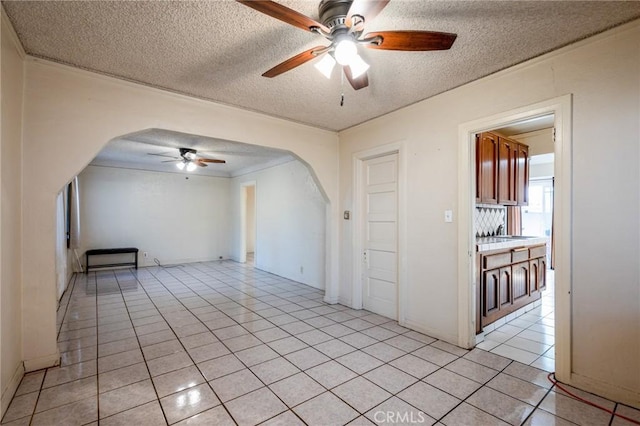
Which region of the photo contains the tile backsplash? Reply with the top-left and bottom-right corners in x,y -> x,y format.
475,204 -> 506,237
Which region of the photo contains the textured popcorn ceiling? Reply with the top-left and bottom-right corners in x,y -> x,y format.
90,129 -> 295,177
4,1 -> 640,133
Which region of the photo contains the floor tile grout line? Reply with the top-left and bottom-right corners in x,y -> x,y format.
99,269 -> 171,425
36,274 -> 86,422
517,380 -> 562,426
431,358 -> 516,425
106,263 -> 515,422
0,281 -> 74,425
13,262 -> 632,421
145,264 -> 407,423
142,265 -> 277,424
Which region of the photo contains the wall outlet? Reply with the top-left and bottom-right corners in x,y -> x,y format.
143,251 -> 148,258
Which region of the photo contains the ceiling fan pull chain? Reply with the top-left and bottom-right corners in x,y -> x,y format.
340,70 -> 345,106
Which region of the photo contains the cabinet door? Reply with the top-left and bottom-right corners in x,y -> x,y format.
498,266 -> 512,309
498,137 -> 517,205
512,261 -> 530,302
478,133 -> 498,204
482,268 -> 500,319
538,257 -> 547,290
529,259 -> 540,296
516,143 -> 529,206
475,135 -> 482,203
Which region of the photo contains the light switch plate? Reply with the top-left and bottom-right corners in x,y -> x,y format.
444,210 -> 453,223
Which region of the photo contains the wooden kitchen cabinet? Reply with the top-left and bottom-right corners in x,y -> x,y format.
476,131 -> 529,206
476,133 -> 498,204
516,143 -> 529,206
498,137 -> 517,205
477,243 -> 547,333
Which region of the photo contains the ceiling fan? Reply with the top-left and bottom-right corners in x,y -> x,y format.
236,0 -> 457,90
148,148 -> 226,172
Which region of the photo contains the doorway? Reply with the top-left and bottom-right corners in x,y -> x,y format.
240,181 -> 256,265
361,153 -> 399,319
457,95 -> 572,382
475,122 -> 556,371
352,142 -> 407,323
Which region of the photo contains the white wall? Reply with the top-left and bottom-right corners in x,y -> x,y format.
231,161 -> 326,289
0,10 -> 25,416
513,128 -> 554,155
79,166 -> 231,266
339,22 -> 640,404
246,185 -> 255,253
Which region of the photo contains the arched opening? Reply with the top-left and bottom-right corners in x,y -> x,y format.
64,128 -> 329,292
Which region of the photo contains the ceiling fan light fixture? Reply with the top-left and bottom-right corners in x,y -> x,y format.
314,53 -> 336,79
186,161 -> 197,172
176,161 -> 186,170
334,37 -> 357,66
349,54 -> 370,79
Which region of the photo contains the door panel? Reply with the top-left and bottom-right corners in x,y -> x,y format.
362,153 -> 398,320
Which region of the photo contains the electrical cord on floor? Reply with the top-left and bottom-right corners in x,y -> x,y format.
547,373 -> 640,425
153,258 -> 184,268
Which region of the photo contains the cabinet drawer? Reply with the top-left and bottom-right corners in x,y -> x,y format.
511,247 -> 529,263
483,253 -> 511,269
529,245 -> 546,259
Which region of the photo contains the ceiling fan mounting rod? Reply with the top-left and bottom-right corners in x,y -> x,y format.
357,35 -> 383,46
311,45 -> 333,56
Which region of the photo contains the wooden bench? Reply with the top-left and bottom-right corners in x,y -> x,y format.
85,248 -> 139,273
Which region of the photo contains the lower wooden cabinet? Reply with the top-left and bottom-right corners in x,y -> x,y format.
477,244 -> 547,333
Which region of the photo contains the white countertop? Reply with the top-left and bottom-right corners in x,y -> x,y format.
476,236 -> 548,252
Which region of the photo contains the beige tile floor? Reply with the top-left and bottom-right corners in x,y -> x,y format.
2,261 -> 638,425
478,271 -> 556,371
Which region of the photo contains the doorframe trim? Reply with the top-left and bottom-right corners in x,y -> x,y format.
457,95 -> 572,382
352,141 -> 407,323
239,180 -> 257,264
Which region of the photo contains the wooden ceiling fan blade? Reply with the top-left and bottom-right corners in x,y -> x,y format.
346,0 -> 389,27
364,30 -> 457,51
236,0 -> 329,33
199,158 -> 226,164
263,46 -> 327,78
194,160 -> 208,168
344,66 -> 369,90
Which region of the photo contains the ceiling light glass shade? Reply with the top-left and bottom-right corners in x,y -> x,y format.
334,38 -> 357,66
186,161 -> 197,172
176,161 -> 186,170
349,54 -> 370,78
314,54 -> 336,79
184,151 -> 196,160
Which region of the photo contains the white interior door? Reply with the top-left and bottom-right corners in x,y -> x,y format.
362,153 -> 398,319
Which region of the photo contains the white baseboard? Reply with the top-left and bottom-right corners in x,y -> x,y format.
1,362 -> 25,418
324,294 -> 339,305
23,352 -> 59,373
337,296 -> 352,308
568,372 -> 640,410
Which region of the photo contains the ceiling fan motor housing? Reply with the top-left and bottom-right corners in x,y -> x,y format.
319,0 -> 352,32
179,148 -> 197,160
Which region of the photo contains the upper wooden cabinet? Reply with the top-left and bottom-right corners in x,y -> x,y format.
476,133 -> 498,204
515,143 -> 529,206
476,132 -> 529,206
498,137 -> 517,205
